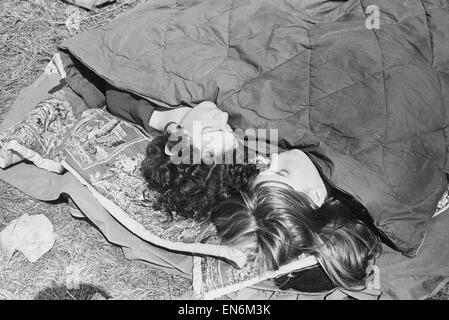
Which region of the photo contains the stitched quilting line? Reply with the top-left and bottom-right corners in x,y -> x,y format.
164,1 -> 446,106
420,0 -> 446,135
368,3 -> 449,26
420,0 -> 435,68
227,0 -> 234,49
441,126 -> 449,174
311,63 -> 430,104
207,0 -> 235,82
359,0 -> 404,204
161,0 -> 187,81
306,28 -> 312,134
280,2 -> 449,94
219,47 -> 310,108
220,2 -> 447,111
357,0 -> 448,210
161,0 -> 235,84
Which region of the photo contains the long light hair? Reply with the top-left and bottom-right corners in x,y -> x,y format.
211,181 -> 383,290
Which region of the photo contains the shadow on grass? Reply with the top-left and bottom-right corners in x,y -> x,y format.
34,283 -> 110,300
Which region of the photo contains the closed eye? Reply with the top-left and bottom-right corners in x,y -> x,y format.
201,127 -> 215,133
276,169 -> 289,177
202,127 -> 232,134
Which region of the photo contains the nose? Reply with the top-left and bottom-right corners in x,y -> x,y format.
269,153 -> 279,172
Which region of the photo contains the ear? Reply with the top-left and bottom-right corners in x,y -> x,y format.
307,187 -> 326,207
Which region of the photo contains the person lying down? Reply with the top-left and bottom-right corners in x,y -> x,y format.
61,56 -> 396,292
140,101 -> 394,292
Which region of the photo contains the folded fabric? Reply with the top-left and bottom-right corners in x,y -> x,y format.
193,253 -> 320,300
60,108 -> 248,267
0,92 -> 76,173
4,55 -> 449,299
0,143 -> 23,168
59,0 -> 449,257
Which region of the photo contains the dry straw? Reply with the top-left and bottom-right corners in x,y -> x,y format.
0,0 -> 192,300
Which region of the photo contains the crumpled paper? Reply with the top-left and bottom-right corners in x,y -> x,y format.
0,213 -> 56,264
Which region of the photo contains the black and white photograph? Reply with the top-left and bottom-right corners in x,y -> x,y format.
1,0 -> 449,304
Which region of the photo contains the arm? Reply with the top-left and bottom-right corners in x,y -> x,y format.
60,51 -> 106,109
105,88 -> 190,132
149,107 -> 191,132
62,51 -> 192,132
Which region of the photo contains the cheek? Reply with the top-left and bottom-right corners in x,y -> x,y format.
289,170 -> 320,192
205,133 -> 235,150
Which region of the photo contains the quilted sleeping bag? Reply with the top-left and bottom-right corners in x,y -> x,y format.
59,0 -> 449,257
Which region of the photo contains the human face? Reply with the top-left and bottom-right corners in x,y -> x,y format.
180,101 -> 237,158
254,149 -> 328,207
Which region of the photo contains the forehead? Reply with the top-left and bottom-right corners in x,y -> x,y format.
200,130 -> 235,144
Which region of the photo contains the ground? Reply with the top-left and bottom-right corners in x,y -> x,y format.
0,0 -> 448,300
0,0 -> 191,300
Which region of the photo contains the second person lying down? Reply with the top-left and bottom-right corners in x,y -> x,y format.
141,101 -> 390,291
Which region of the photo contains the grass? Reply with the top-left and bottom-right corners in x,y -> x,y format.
0,0 -> 192,300
0,184 -> 191,299
0,0 -> 148,122
0,0 -> 448,300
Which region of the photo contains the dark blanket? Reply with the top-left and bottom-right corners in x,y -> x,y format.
57,0 -> 449,298
60,0 -> 449,257
3,61 -> 449,299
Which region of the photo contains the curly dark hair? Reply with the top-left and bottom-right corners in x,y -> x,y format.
141,131 -> 259,220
